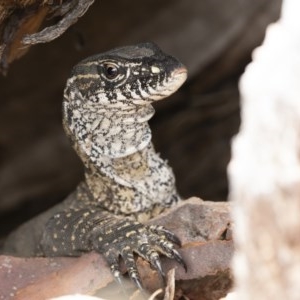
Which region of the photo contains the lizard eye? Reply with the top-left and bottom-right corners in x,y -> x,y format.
104,63 -> 119,79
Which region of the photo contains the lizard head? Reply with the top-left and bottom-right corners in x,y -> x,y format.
65,42 -> 187,108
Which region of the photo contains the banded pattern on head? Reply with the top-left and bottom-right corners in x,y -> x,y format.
64,42 -> 187,107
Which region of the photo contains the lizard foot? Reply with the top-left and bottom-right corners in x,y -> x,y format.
91,219 -> 186,290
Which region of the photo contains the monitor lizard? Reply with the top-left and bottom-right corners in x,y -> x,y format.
3,42 -> 188,290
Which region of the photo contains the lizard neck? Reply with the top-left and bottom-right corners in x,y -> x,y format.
90,104 -> 155,158
63,100 -> 155,161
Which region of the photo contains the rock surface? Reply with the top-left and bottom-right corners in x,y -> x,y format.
0,198 -> 233,300
229,0 -> 300,299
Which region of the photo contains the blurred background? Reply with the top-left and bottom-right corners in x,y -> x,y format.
0,0 -> 281,243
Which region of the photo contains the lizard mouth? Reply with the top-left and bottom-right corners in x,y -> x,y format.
153,66 -> 187,99
131,65 -> 187,104
171,66 -> 188,85
173,66 -> 188,75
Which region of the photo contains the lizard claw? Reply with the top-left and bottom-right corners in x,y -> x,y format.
106,246 -> 145,296
147,225 -> 187,272
121,247 -> 144,290
93,220 -> 186,290
149,225 -> 182,246
151,254 -> 165,279
137,243 -> 165,280
170,248 -> 187,272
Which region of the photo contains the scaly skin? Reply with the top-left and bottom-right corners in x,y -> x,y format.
3,42 -> 187,289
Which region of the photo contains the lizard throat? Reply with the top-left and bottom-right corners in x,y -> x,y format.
93,104 -> 155,158
67,103 -> 155,160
